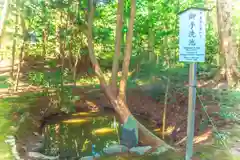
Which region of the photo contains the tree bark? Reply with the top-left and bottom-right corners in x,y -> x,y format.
110,0 -> 124,97
118,0 -> 136,102
0,0 -> 8,37
0,0 -> 9,60
85,0 -> 173,150
14,40 -> 25,91
216,0 -> 240,87
14,14 -> 27,91
86,0 -> 130,120
11,11 -> 19,78
216,0 -> 225,67
42,28 -> 47,56
148,0 -> 154,62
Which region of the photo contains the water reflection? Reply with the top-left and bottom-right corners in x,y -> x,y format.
43,114 -> 119,159
42,113 -> 240,160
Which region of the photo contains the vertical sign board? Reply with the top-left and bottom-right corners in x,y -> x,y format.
179,8 -> 206,62
179,8 -> 206,160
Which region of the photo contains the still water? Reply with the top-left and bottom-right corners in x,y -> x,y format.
42,112 -> 240,160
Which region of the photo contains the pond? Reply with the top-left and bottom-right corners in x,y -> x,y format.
42,112 -> 178,160
41,111 -> 240,160
43,113 -> 121,159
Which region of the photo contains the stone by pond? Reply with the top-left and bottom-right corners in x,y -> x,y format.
129,146 -> 152,155
120,115 -> 138,148
103,144 -> 128,155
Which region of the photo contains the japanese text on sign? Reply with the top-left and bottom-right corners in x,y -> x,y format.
179,9 -> 206,62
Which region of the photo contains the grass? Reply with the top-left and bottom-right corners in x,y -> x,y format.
0,99 -> 14,160
0,75 -> 13,159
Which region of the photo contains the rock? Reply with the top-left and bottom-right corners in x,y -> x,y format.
103,144 -> 128,155
150,146 -> 169,155
5,136 -> 23,160
129,146 -> 152,155
28,152 -> 59,160
80,156 -> 94,160
120,115 -> 138,148
31,142 -> 44,152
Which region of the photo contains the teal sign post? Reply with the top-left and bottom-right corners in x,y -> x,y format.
178,7 -> 207,160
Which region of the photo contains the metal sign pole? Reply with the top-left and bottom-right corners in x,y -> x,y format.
178,7 -> 207,160
185,62 -> 197,160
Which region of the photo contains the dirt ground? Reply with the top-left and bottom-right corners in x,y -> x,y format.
71,85 -> 220,147
0,58 -> 222,150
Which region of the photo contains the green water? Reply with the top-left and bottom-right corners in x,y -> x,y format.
43,115 -> 121,159
42,113 -> 240,160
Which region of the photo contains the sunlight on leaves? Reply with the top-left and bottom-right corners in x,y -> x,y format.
92,128 -> 116,136
62,118 -> 90,124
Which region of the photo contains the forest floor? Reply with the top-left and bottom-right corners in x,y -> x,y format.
0,58 -> 240,159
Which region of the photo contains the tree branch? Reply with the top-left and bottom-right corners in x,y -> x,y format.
110,0 -> 124,97
118,0 -> 136,102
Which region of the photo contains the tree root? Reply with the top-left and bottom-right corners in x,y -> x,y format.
137,119 -> 175,151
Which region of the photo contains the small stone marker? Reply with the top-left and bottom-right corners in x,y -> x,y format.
103,144 -> 128,155
120,115 -> 138,148
129,146 -> 152,155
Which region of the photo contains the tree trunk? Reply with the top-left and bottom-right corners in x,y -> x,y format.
86,0 -> 173,150
42,28 -> 47,56
216,0 -> 225,68
110,0 -> 124,97
148,0 -> 155,63
0,0 -> 8,37
216,0 -> 239,86
148,29 -> 155,62
73,57 -> 79,86
14,41 -> 25,91
86,1 -> 127,121
14,13 -> 27,92
118,0 -> 136,102
11,11 -> 19,78
60,12 -> 65,107
162,78 -> 170,139
0,0 -> 9,60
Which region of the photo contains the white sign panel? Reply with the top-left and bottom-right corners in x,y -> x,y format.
179,9 -> 206,62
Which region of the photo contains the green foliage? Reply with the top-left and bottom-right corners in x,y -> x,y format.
3,0 -> 239,68
28,69 -> 75,113
216,90 -> 240,121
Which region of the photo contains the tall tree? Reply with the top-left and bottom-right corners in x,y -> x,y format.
148,0 -> 155,62
86,0 -> 173,149
216,0 -> 240,87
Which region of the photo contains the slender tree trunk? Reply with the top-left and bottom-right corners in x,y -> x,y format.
86,0 -> 130,122
118,0 -> 136,102
42,28 -> 47,56
148,29 -> 155,62
86,0 -> 173,150
73,57 -> 78,86
14,41 -> 25,91
0,0 -> 8,37
162,78 -> 170,139
0,0 -> 9,60
11,12 -> 19,78
238,41 -> 240,62
148,0 -> 155,63
110,0 -> 124,97
14,13 -> 28,92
